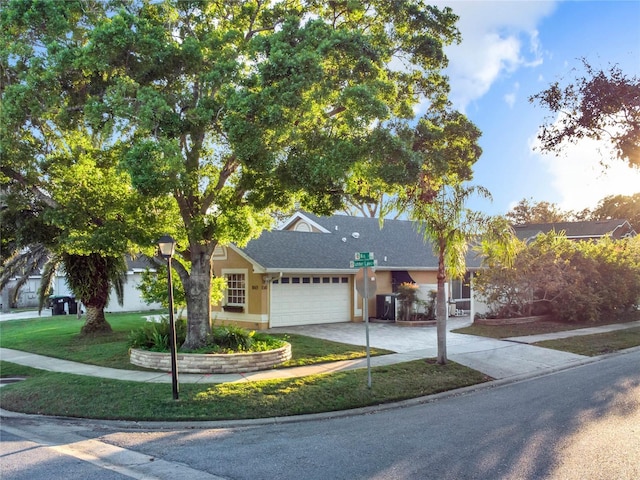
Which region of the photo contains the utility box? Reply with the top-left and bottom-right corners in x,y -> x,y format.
376,294 -> 397,321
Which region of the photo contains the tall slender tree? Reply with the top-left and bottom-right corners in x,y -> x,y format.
410,182 -> 490,364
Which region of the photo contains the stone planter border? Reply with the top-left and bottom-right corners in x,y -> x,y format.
130,343 -> 291,374
474,314 -> 551,326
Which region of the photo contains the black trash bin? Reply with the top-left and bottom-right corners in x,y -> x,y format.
50,296 -> 67,315
68,298 -> 78,314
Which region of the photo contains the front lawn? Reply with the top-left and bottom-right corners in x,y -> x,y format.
0,312 -> 488,421
0,312 -> 392,370
0,360 -> 489,421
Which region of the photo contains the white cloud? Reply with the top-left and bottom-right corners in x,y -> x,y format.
531,135 -> 640,212
433,1 -> 557,111
504,92 -> 516,108
504,81 -> 520,108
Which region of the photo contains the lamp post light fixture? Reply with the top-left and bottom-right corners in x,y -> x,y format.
157,234 -> 179,400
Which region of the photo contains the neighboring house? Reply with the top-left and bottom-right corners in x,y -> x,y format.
513,219 -> 636,242
211,211 -> 480,329
0,256 -> 161,313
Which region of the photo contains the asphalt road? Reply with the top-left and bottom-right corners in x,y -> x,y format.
2,348 -> 639,480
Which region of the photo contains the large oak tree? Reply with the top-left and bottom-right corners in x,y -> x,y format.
2,0 -> 462,348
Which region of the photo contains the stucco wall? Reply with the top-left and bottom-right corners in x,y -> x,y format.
212,246 -> 269,329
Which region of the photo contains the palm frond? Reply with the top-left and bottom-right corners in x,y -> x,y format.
38,254 -> 61,313
0,243 -> 54,309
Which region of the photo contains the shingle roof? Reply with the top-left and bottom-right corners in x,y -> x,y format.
239,212 -> 483,272
513,219 -> 634,241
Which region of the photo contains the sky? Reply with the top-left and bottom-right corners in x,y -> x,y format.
429,0 -> 640,216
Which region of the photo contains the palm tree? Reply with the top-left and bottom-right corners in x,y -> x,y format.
0,244 -> 126,335
61,253 -> 126,335
410,182 -> 513,364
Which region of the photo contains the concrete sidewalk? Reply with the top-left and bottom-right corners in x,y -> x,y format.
3,317 -> 636,384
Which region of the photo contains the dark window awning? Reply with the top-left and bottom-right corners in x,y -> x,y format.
391,271 -> 415,292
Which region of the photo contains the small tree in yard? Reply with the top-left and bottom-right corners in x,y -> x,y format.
397,282 -> 420,322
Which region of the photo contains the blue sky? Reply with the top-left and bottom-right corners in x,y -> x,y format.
430,0 -> 640,216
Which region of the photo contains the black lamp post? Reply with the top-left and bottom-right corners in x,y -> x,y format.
158,234 -> 179,400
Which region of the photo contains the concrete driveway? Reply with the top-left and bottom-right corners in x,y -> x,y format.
268,317 -> 590,380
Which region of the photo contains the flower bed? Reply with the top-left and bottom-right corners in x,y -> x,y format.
130,343 -> 291,374
474,315 -> 551,326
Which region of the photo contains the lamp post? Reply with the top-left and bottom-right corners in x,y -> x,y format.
158,235 -> 179,400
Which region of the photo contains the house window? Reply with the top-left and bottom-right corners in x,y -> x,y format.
224,272 -> 246,306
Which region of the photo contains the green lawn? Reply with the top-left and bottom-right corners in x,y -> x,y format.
534,327 -> 640,356
0,311 -> 489,420
0,360 -> 488,421
452,316 -> 638,339
452,316 -> 640,356
0,312 -> 392,369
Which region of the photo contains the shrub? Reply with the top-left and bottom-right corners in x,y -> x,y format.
416,290 -> 437,320
477,234 -> 640,322
397,282 -> 420,321
128,316 -> 187,351
209,325 -> 254,352
129,321 -> 285,354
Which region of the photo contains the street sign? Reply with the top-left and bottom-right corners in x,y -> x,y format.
350,259 -> 377,268
352,252 -> 376,389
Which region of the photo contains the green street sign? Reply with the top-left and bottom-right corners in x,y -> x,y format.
351,258 -> 377,268
355,252 -> 374,260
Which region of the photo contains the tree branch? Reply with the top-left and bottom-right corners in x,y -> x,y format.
0,166 -> 59,209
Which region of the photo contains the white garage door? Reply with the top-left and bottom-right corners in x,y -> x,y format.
270,275 -> 351,327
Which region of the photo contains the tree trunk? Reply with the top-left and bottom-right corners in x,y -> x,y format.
80,305 -> 112,335
182,244 -> 213,350
78,260 -> 112,336
436,240 -> 448,365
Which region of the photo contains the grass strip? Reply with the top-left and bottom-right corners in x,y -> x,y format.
0,360 -> 489,421
452,317 -> 638,339
534,327 -> 640,356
